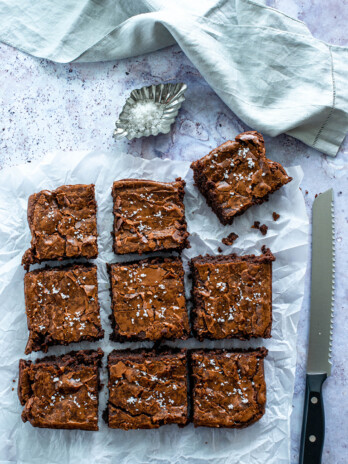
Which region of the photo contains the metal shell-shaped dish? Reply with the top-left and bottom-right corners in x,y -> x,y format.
113,82 -> 187,140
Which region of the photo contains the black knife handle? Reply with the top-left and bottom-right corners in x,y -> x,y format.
299,373 -> 327,464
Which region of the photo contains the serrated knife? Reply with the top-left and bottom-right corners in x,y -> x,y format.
299,189 -> 335,464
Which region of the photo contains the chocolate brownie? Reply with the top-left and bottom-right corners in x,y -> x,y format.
190,131 -> 292,225
191,348 -> 268,428
24,264 -> 104,354
190,248 -> 275,340
105,349 -> 188,429
22,184 -> 98,269
108,257 -> 189,342
112,179 -> 189,255
18,349 -> 103,431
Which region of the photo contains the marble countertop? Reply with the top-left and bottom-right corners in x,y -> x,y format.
0,1 -> 346,463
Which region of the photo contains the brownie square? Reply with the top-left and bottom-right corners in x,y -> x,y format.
190,248 -> 275,340
24,264 -> 104,354
190,131 -> 292,225
22,184 -> 98,269
112,178 -> 189,254
105,349 -> 188,429
108,257 -> 189,342
191,348 -> 268,428
18,349 -> 103,431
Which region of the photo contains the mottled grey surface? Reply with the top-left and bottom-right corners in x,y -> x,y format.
0,1 -> 347,463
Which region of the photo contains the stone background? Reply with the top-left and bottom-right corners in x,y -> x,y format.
0,0 -> 347,462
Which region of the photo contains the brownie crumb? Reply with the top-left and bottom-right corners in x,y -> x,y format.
261,245 -> 273,256
259,224 -> 268,236
218,247 -> 223,253
272,212 -> 280,221
251,221 -> 260,230
305,190 -> 309,195
222,232 -> 239,246
252,221 -> 268,236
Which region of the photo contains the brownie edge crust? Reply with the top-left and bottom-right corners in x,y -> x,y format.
18,349 -> 103,431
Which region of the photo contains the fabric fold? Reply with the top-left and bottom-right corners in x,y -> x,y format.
0,0 -> 347,156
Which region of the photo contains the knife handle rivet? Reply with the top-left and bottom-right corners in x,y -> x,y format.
311,396 -> 318,404
309,435 -> 316,443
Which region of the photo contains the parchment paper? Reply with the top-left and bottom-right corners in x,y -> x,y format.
0,150 -> 309,464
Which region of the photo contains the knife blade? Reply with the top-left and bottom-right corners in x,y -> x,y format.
299,188 -> 335,464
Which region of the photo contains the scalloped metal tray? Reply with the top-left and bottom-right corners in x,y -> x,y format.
113,82 -> 187,140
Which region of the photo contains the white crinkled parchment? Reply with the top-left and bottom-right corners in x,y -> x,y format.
0,150 -> 309,464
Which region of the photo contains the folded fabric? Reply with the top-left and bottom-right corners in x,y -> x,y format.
0,0 -> 347,156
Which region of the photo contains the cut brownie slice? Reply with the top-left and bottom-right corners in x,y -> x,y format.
105,349 -> 188,429
18,349 -> 103,431
191,348 -> 268,428
24,264 -> 104,354
190,248 -> 275,340
112,178 -> 189,254
108,257 -> 189,342
190,131 -> 292,225
22,184 -> 98,269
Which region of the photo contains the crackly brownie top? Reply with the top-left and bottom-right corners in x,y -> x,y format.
107,350 -> 188,429
109,258 -> 189,341
112,179 -> 189,254
18,349 -> 103,431
191,348 -> 267,427
191,250 -> 275,339
191,131 -> 292,220
22,184 -> 98,268
24,264 -> 103,354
